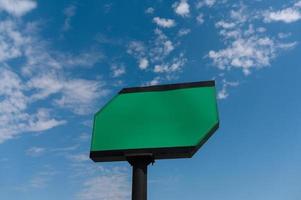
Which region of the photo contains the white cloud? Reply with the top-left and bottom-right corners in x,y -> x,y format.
127,41 -> 150,70
196,13 -> 204,24
127,41 -> 145,58
278,32 -> 291,39
111,64 -> 126,77
59,51 -> 103,68
164,40 -> 174,54
68,153 -> 90,162
264,7 -> 301,23
23,47 -> 103,75
145,7 -> 154,14
27,73 -> 63,100
208,5 -> 297,76
153,53 -> 186,73
0,67 -> 26,113
209,36 -> 277,75
211,37 -> 296,75
23,169 -> 58,190
128,27 -> 187,84
178,28 -> 191,36
127,28 -> 186,78
56,79 -> 108,115
153,17 -> 175,28
150,29 -> 175,62
215,20 -> 236,29
128,30 -> 176,67
197,0 -> 216,8
50,145 -> 79,153
217,87 -> 228,99
218,80 -> 239,99
173,0 -> 190,17
0,0 -> 37,17
295,1 -> 301,7
0,68 -> 27,142
138,58 -> 149,69
277,41 -> 298,49
0,5 -> 108,144
0,69 -> 66,143
77,174 -> 130,200
154,64 -> 168,73
27,73 -> 108,115
62,4 -> 76,31
0,19 -> 27,62
26,147 -> 45,157
127,19 -> 187,84
29,176 -> 49,189
78,132 -> 91,142
26,109 -> 66,132
256,27 -> 266,33
0,67 -> 104,143
147,76 -> 161,86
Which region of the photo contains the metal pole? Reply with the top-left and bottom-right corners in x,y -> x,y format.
127,156 -> 154,200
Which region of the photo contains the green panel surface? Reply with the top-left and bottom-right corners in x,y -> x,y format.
90,81 -> 219,162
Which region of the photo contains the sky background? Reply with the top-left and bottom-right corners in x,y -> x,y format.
0,0 -> 300,199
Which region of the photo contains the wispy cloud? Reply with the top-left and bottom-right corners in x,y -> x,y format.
0,69 -> 66,143
173,0 -> 190,17
209,5 -> 297,75
26,109 -> 66,132
145,7 -> 154,14
150,29 -> 175,62
153,53 -> 186,74
196,0 -> 216,8
209,36 -> 278,75
127,40 -> 149,70
217,79 -> 239,99
17,167 -> 58,191
215,20 -> 236,29
295,1 -> 301,7
127,18 -> 187,85
57,79 -> 108,115
111,64 -> 126,78
196,13 -> 204,24
58,51 -> 104,68
0,0 -> 37,17
153,17 -> 175,28
127,40 -> 146,57
50,145 -> 79,153
177,28 -> 191,36
26,147 -> 45,157
278,32 -> 291,39
77,132 -> 91,142
77,171 -> 130,200
0,19 -> 26,62
263,7 -> 301,23
138,58 -> 149,69
27,73 -> 108,115
68,153 -> 90,163
208,4 -> 298,98
62,4 -> 77,31
146,76 -> 161,86
0,9 -> 108,143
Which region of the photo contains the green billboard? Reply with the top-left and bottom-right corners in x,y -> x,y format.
90,81 -> 219,162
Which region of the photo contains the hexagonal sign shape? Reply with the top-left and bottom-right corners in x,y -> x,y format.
90,81 -> 219,162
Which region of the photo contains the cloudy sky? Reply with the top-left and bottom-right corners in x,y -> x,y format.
0,0 -> 300,199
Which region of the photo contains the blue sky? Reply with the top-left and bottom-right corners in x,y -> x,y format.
0,0 -> 300,199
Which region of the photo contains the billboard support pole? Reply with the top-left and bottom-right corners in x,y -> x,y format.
127,156 -> 154,200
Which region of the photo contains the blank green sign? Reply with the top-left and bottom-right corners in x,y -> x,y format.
90,81 -> 219,162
